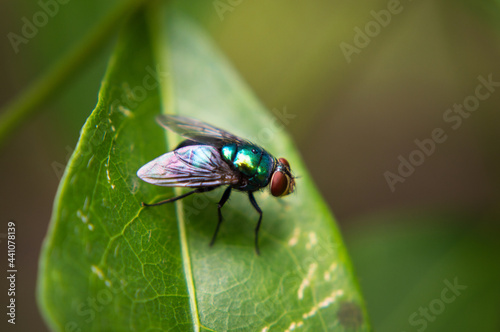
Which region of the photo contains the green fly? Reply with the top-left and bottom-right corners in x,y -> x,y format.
137,115 -> 296,254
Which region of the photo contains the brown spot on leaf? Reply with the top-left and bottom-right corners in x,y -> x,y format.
337,301 -> 363,329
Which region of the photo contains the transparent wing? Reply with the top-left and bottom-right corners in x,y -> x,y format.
137,145 -> 239,187
156,115 -> 248,146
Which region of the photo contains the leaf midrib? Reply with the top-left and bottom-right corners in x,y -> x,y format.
148,4 -> 201,331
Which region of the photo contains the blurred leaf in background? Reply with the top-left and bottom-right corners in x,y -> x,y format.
347,212 -> 500,332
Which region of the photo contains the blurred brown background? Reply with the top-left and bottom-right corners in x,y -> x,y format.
1,0 -> 499,331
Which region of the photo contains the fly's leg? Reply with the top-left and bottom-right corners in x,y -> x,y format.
248,191 -> 263,255
210,187 -> 232,247
142,187 -> 216,207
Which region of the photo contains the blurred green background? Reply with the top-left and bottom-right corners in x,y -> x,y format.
1,0 -> 499,331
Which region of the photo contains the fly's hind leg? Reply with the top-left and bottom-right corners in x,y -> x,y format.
142,187 -> 217,207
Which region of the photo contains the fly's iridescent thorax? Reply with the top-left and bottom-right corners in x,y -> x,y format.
221,143 -> 275,190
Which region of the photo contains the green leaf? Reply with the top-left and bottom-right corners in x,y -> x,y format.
38,4 -> 370,331
346,212 -> 500,332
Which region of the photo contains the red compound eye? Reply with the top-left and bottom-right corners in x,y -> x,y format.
270,171 -> 289,197
278,157 -> 290,169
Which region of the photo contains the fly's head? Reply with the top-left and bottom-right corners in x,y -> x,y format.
270,158 -> 295,197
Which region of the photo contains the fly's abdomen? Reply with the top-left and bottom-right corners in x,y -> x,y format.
222,144 -> 275,189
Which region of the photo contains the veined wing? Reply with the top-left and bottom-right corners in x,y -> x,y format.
137,145 -> 239,187
156,115 -> 248,146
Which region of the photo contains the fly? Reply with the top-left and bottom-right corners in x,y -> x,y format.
137,115 -> 296,255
